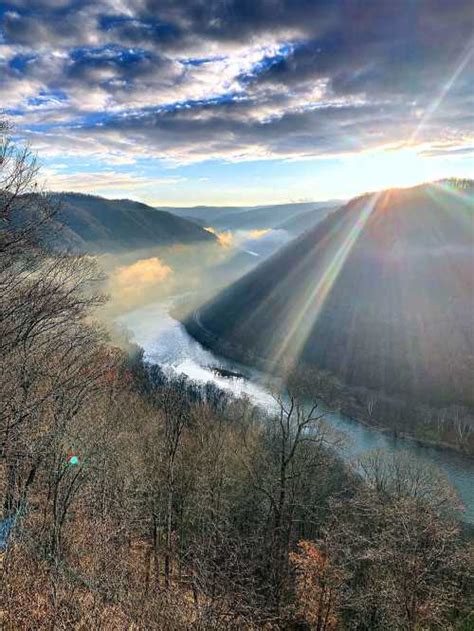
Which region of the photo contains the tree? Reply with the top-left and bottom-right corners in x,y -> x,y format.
242,372 -> 346,613
290,540 -> 342,630
146,377 -> 191,589
0,123 -> 107,521
324,452 -> 469,630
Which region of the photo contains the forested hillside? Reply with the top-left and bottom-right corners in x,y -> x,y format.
186,183 -> 474,451
31,193 -> 217,252
195,183 -> 474,405
1,127 -> 473,629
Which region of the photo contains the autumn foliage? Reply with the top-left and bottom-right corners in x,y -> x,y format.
290,541 -> 341,630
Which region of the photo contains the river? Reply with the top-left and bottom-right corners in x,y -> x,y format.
118,299 -> 474,523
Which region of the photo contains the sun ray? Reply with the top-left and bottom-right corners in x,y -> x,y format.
431,179 -> 474,209
267,192 -> 382,371
424,181 -> 474,231
408,37 -> 474,145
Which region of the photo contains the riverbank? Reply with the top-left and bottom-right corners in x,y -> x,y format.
117,297 -> 474,522
177,305 -> 474,459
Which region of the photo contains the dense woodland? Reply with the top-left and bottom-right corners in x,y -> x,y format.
1,125 -> 473,629
14,192 -> 216,254
183,313 -> 474,457
192,182 -> 474,453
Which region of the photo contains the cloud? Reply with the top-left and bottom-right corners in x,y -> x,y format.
204,226 -> 234,248
1,0 -> 473,168
116,256 -> 172,286
249,229 -> 270,239
40,167 -> 184,196
110,256 -> 173,306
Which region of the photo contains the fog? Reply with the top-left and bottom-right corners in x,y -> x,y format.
98,227 -> 294,317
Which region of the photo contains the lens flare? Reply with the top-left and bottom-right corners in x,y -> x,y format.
409,38 -> 474,145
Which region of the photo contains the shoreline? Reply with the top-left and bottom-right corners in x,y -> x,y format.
177,306 -> 473,460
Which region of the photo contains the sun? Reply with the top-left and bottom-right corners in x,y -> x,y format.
370,149 -> 436,188
339,148 -> 442,197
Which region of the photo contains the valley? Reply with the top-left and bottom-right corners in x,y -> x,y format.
187,183 -> 474,448
3,1 -> 474,624
119,297 -> 474,523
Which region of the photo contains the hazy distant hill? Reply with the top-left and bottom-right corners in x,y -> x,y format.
42,193 -> 216,252
162,201 -> 341,231
277,205 -> 335,235
161,205 -> 253,224
191,181 -> 474,406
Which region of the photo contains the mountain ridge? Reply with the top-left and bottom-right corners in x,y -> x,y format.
162,200 -> 343,230
36,192 -> 217,252
190,181 -> 474,406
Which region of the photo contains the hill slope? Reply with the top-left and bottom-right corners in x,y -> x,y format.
277,206 -> 335,235
192,181 -> 474,405
45,193 -> 216,252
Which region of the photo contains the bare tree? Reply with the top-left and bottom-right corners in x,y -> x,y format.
242,374 -> 345,614
152,380 -> 190,589
323,452 -> 469,630
0,123 -> 106,523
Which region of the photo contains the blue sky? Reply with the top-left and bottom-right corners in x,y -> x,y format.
1,1 -> 473,206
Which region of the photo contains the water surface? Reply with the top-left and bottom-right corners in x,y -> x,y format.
118,300 -> 474,523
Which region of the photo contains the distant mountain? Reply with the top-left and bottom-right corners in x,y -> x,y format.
277,206 -> 336,235
190,181 -> 474,406
162,201 -> 342,231
161,205 -> 251,225
43,193 -> 216,252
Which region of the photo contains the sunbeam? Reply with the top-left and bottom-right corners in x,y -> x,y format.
268,192 -> 381,371
431,179 -> 474,209
424,181 -> 474,233
409,37 -> 474,145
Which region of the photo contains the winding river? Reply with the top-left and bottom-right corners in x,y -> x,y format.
118,299 -> 474,523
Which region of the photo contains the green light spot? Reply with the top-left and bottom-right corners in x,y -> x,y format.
68,455 -> 79,465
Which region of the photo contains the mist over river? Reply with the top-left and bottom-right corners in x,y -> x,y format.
118,299 -> 474,524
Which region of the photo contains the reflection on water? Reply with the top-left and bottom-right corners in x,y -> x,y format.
118,300 -> 474,524
118,301 -> 276,406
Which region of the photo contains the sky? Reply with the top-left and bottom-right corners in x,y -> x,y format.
1,0 -> 473,206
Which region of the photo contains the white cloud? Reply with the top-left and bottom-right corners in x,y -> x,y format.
41,167 -> 185,196
2,0 -> 472,178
